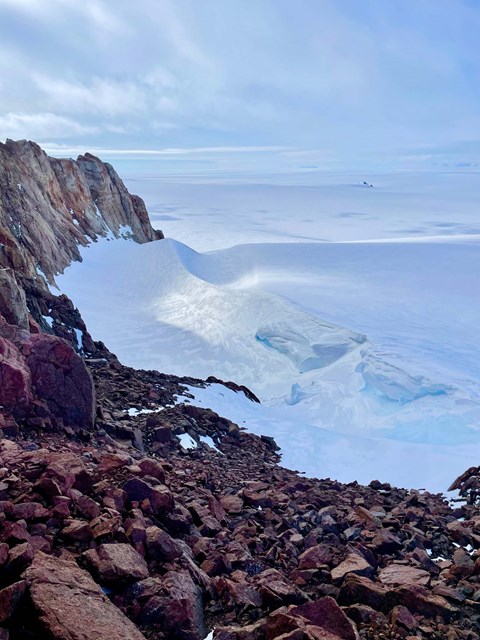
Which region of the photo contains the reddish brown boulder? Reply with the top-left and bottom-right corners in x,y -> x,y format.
0,336 -> 32,417
388,584 -> 456,620
160,570 -> 205,640
138,458 -> 166,483
83,543 -> 149,584
378,564 -> 430,587
22,333 -> 95,429
256,569 -> 307,609
219,494 -> 244,514
331,554 -> 373,585
298,544 -> 334,570
215,619 -> 265,640
338,574 -> 388,611
291,597 -> 359,640
123,478 -> 174,514
0,580 -> 26,624
24,551 -> 147,639
145,526 -> 182,562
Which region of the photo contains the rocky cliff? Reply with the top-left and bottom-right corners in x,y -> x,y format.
0,139 -> 163,283
0,139 -> 164,439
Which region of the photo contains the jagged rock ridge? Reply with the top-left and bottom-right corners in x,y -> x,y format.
0,138 -> 163,282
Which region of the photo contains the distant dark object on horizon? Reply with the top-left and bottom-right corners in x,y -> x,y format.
363,181 -> 374,187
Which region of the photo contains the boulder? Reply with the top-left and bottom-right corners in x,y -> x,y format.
0,336 -> 33,417
331,554 -> 374,585
23,551 -> 147,639
291,597 -> 359,640
22,334 -> 95,429
83,543 -> 149,584
0,580 -> 26,624
378,564 -> 430,587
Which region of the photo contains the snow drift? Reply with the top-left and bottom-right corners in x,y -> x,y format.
57,234 -> 480,491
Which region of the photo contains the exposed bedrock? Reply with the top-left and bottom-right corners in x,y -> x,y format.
0,138 -> 163,281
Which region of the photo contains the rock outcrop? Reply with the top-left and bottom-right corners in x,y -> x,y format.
0,139 -> 163,282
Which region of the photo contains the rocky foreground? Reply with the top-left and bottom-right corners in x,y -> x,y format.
1,140 -> 480,640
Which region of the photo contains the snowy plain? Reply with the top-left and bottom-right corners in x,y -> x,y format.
57,170 -> 480,492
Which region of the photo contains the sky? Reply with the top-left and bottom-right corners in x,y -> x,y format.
0,0 -> 479,173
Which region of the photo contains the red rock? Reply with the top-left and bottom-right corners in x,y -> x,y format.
298,544 -> 334,570
62,520 -> 93,542
5,542 -> 35,579
291,596 -> 359,640
83,543 -> 149,584
0,580 -> 26,624
24,551 -> 147,639
390,605 -> 417,632
378,564 -> 430,587
145,526 -> 182,562
12,501 -> 48,520
22,333 -> 95,429
219,494 -> 244,514
257,569 -> 307,609
138,458 -> 166,482
215,619 -> 266,640
0,544 -> 8,567
449,548 -> 475,579
338,574 -> 388,611
158,570 -> 205,639
98,453 -> 131,474
389,584 -> 456,620
344,604 -> 387,626
73,493 -> 100,520
0,336 -> 32,417
331,553 -> 373,585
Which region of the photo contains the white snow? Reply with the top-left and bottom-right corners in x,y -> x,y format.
56,171 -> 480,492
199,435 -> 222,453
125,407 -> 163,417
178,433 -> 197,449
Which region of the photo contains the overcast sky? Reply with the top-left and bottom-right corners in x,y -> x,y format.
0,0 -> 479,172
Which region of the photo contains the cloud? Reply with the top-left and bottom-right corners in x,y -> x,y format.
41,143 -> 289,156
35,76 -> 147,116
0,112 -> 98,139
1,0 -> 480,168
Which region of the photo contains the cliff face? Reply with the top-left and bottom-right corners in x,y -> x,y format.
0,139 -> 163,434
0,139 -> 163,282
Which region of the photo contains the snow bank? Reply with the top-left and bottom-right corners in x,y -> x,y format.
57,231 -> 480,491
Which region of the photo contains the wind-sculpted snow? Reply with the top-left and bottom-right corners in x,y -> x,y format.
256,319 -> 365,373
57,235 -> 480,490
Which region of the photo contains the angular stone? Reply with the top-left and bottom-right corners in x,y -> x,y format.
291,597 -> 359,640
331,554 -> 374,585
378,565 -> 430,587
298,544 -> 333,570
83,543 -> 149,584
145,526 -> 182,562
23,551 -> 147,639
0,581 -> 26,624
